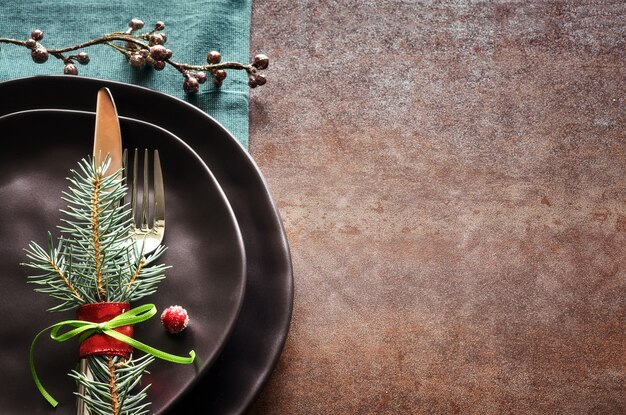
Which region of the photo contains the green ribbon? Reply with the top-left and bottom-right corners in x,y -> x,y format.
29,303 -> 195,407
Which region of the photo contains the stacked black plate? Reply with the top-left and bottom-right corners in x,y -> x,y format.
0,75 -> 293,414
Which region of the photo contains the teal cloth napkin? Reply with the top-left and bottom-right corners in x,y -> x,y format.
0,0 -> 252,148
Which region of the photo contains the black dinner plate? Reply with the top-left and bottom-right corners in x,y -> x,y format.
0,109 -> 246,414
0,75 -> 294,414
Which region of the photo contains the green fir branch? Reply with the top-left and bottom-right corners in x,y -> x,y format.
23,232 -> 85,311
22,156 -> 170,412
22,156 -> 167,307
70,354 -> 155,415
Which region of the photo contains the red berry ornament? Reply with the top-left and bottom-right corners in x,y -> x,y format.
161,305 -> 189,333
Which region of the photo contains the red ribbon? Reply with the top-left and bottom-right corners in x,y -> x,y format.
76,302 -> 134,358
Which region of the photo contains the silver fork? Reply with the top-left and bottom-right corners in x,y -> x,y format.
123,148 -> 165,255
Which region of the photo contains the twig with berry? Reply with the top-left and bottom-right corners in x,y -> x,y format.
0,18 -> 269,94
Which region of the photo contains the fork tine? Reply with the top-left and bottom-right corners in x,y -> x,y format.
122,148 -> 128,206
131,148 -> 138,225
141,149 -> 149,231
126,147 -> 165,256
153,149 -> 165,227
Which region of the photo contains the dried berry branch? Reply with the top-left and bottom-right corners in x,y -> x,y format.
0,18 -> 269,94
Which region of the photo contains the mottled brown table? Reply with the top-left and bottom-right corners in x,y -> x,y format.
246,1 -> 625,413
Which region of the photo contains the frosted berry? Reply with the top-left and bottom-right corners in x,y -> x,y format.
194,71 -> 207,84
129,19 -> 144,30
150,45 -> 168,61
161,305 -> 189,334
254,73 -> 267,86
31,29 -> 44,41
64,63 -> 78,75
31,47 -> 49,63
151,46 -> 171,61
129,53 -> 146,68
252,53 -> 269,70
148,34 -> 165,46
183,76 -> 200,94
76,52 -> 90,64
206,50 -> 221,64
213,69 -> 227,81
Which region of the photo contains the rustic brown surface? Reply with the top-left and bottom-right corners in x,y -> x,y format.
247,1 -> 626,413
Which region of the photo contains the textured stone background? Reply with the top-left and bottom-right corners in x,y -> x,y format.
247,1 -> 625,413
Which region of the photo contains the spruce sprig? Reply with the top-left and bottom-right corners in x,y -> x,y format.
22,156 -> 167,309
70,355 -> 155,415
22,156 -> 169,414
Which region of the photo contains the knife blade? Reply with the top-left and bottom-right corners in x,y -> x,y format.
77,87 -> 124,415
93,87 -> 123,177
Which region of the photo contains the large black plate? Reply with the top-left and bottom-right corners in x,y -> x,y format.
0,75 -> 294,414
0,109 -> 246,413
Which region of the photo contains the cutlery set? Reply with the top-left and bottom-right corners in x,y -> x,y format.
75,88 -> 166,415
92,88 -> 165,258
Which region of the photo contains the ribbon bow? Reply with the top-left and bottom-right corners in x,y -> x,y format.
29,303 -> 195,407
